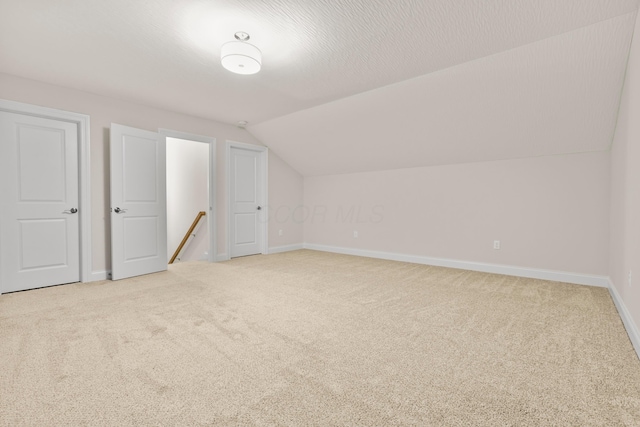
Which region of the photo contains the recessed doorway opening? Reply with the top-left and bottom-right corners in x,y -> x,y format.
166,137 -> 211,263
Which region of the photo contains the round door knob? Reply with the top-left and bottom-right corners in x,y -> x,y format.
114,207 -> 127,214
70,208 -> 78,214
256,206 -> 262,210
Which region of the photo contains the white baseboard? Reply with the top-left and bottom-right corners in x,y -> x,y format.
268,244 -> 304,254
216,244 -> 303,260
607,279 -> 640,359
87,270 -> 109,282
303,244 -> 609,288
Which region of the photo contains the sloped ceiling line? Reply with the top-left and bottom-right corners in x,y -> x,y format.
250,11 -> 638,176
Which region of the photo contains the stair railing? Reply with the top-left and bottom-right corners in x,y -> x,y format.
169,211 -> 206,264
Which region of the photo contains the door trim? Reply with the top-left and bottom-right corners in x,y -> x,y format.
159,129 -> 217,263
225,140 -> 268,260
0,99 -> 91,290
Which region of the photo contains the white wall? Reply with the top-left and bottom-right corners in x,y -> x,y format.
167,137 -> 209,262
609,11 -> 640,349
304,151 -> 610,278
0,72 -> 304,276
268,151 -> 304,250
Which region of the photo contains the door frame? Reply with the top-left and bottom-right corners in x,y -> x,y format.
160,129 -> 217,263
225,140 -> 268,260
0,99 -> 92,292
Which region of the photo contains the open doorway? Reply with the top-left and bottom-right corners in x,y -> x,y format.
162,129 -> 217,264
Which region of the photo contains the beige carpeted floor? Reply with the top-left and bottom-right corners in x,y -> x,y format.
1,249 -> 639,426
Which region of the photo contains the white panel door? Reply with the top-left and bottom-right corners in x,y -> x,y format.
0,112 -> 80,292
230,147 -> 264,258
110,124 -> 167,280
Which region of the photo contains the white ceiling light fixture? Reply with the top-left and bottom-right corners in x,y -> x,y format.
221,32 -> 262,75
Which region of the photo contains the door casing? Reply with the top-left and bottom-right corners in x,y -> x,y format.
0,99 -> 91,294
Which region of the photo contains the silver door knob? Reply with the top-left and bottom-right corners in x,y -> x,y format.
256,206 -> 262,210
63,208 -> 78,214
114,207 -> 127,214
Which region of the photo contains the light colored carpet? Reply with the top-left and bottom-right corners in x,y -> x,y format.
1,249 -> 639,426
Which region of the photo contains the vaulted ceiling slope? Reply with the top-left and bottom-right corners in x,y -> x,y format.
251,12 -> 637,175
0,1 -> 638,175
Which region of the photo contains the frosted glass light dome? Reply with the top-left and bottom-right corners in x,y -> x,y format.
221,33 -> 262,75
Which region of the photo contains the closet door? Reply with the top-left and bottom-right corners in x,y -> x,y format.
0,112 -> 80,292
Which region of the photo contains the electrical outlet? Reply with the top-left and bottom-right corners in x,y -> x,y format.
278,229 -> 283,237
353,230 -> 359,238
493,240 -> 500,250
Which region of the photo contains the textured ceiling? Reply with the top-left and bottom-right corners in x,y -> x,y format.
251,13 -> 637,175
0,0 -> 638,175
